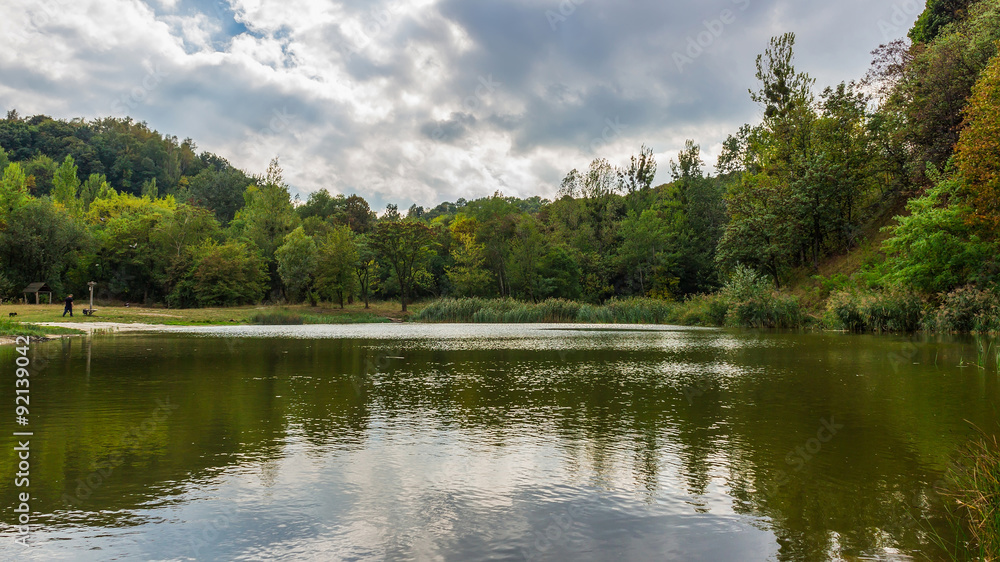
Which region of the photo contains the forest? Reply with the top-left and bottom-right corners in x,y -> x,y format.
1,0 -> 999,332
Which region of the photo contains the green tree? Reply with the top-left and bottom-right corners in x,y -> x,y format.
174,240 -> 267,307
619,201 -> 684,298
0,198 -> 88,294
882,174 -> 992,294
353,234 -> 379,308
0,162 -> 29,219
52,154 -> 82,215
276,227 -> 319,303
909,0 -> 974,44
371,213 -> 435,311
446,215 -> 492,297
507,216 -> 549,302
717,174 -> 797,286
232,158 -> 299,295
315,225 -> 358,308
22,154 -> 57,196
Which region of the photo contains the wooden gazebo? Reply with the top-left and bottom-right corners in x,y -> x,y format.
23,282 -> 54,305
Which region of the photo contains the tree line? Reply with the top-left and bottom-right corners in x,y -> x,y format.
1,0 -> 999,315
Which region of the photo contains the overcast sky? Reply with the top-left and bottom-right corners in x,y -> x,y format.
0,0 -> 920,210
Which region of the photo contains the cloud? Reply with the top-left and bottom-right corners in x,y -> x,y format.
0,0 -> 919,209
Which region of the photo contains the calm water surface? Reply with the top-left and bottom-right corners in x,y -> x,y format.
1,324 -> 997,561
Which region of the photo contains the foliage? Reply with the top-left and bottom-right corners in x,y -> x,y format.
170,240 -> 266,307
315,225 -> 358,308
275,227 -> 318,303
923,285 -> 1000,333
827,290 -> 925,333
881,175 -> 992,295
956,47 -> 1000,232
909,0 -> 975,44
945,433 -> 1000,559
370,212 -> 435,311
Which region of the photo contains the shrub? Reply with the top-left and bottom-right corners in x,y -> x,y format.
924,286 -> 1000,333
828,291 -> 865,332
249,310 -> 304,325
721,264 -> 772,302
859,291 -> 925,333
676,294 -> 730,327
726,293 -> 803,329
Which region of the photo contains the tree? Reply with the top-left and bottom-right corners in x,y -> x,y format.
956,49 -> 1000,233
618,145 -> 657,195
507,215 -> 549,302
446,215 -> 492,297
371,214 -> 435,311
52,154 -> 82,215
619,202 -> 684,298
315,225 -> 358,308
0,198 -> 88,294
276,227 -> 319,303
88,190 -> 176,303
80,174 -> 111,211
22,155 -> 57,196
750,33 -> 815,122
717,174 -> 797,286
186,166 -> 254,224
353,234 -> 379,308
909,0 -> 974,44
0,162 -> 29,219
233,158 -> 299,296
882,175 -> 990,294
152,204 -> 221,299
343,194 -> 375,233
173,240 -> 267,307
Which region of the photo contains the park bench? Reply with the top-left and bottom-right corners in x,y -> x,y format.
82,308 -> 98,316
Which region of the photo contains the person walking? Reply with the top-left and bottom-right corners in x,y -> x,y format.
63,294 -> 74,317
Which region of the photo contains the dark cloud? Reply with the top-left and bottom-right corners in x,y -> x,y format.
0,0 -> 919,208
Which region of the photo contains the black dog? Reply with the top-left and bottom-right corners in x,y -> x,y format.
8,312 -> 16,318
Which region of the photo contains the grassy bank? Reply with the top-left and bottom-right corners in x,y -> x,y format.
0,318 -> 84,337
414,294 -> 804,329
941,434 -> 1000,560
0,301 -> 419,327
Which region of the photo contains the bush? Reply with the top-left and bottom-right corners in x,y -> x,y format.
859,291 -> 925,333
726,293 -> 803,329
675,294 -> 729,327
924,286 -> 1000,333
827,290 -> 925,333
249,310 -> 304,325
828,291 -> 865,332
721,264 -> 772,302
415,297 -> 678,325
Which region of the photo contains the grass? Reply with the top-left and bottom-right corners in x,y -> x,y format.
0,301 -> 417,326
938,432 -> 1000,560
415,297 -> 684,325
249,308 -> 392,325
0,318 -> 84,337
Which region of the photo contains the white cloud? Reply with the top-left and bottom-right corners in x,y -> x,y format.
0,0 -> 919,208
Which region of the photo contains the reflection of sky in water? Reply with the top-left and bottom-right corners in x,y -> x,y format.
1,327 -> 990,560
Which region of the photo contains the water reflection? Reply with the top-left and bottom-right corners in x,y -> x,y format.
0,326 -> 996,561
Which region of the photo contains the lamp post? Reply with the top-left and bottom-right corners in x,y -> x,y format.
88,281 -> 97,315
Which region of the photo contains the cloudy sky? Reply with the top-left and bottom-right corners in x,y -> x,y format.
0,0 -> 920,210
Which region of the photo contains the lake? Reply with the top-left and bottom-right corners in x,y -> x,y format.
1,324 -> 997,560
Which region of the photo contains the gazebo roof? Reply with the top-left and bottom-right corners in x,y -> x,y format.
23,282 -> 52,293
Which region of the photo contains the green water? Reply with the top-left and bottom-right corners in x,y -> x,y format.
0,324 -> 997,560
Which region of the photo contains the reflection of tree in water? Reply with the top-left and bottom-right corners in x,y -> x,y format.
2,332 -> 996,559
